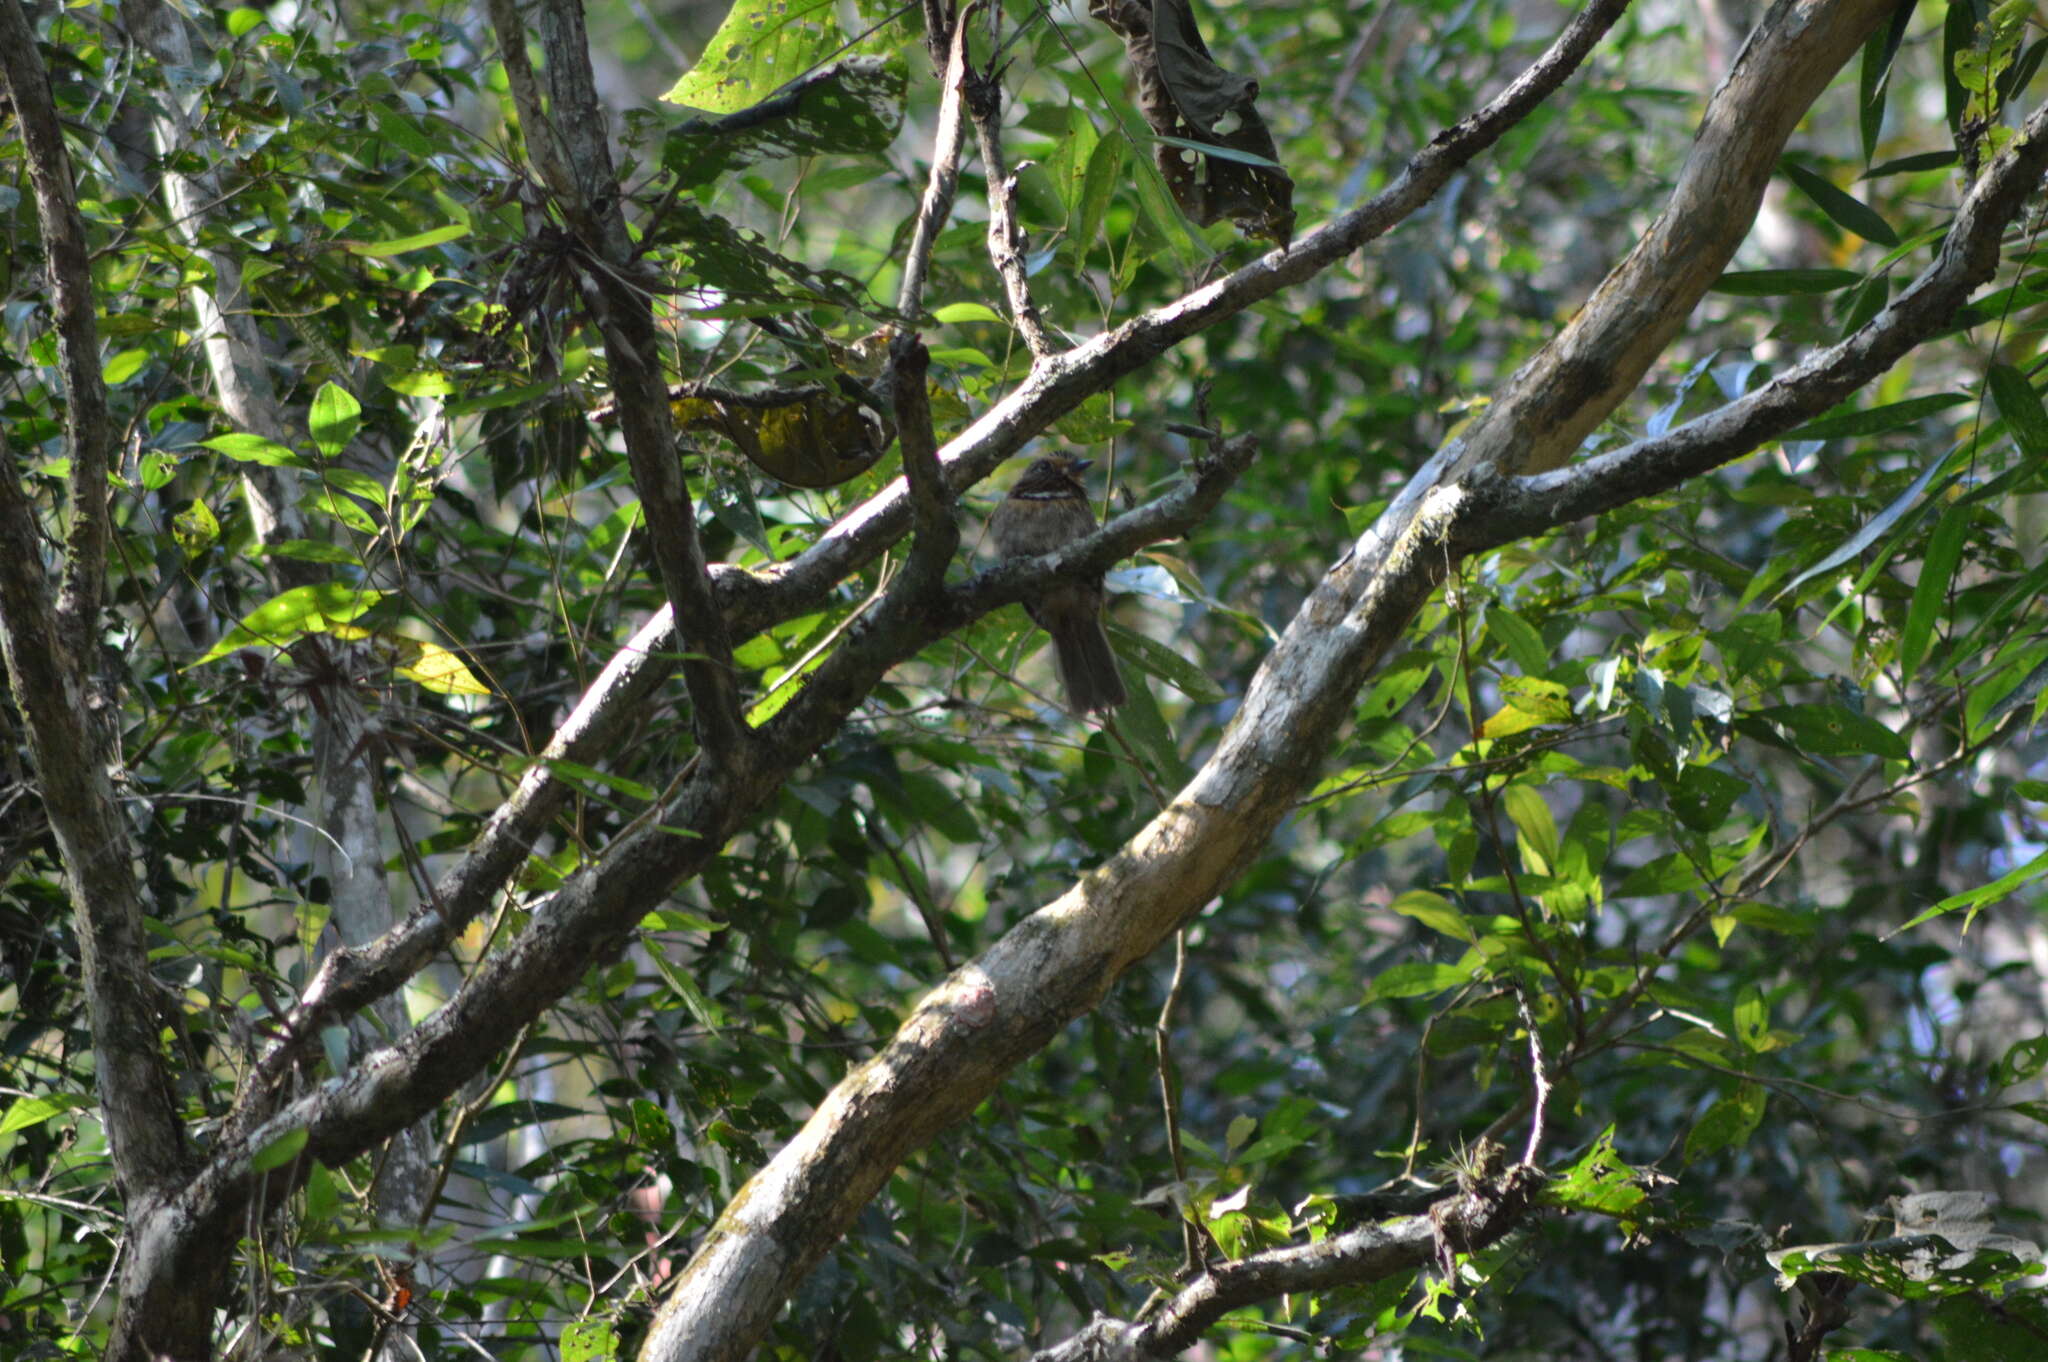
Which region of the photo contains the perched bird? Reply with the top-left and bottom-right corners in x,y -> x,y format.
987,455 -> 1128,715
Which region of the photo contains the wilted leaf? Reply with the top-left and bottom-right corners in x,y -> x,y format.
1091,0 -> 1296,246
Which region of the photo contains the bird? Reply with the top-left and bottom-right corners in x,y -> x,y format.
986,454 -> 1128,715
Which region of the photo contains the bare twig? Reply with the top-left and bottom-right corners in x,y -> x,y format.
1513,986 -> 1551,1167
897,2 -> 980,318
1153,931 -> 1207,1275
965,53 -> 1056,358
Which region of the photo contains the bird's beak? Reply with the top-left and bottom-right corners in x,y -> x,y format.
1071,458 -> 1095,474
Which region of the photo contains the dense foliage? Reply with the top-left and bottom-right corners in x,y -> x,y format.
4,1 -> 2048,1359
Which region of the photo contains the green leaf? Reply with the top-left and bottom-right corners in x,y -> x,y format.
197,584 -> 386,664
1892,847 -> 2048,936
563,1319 -> 621,1362
1113,672 -> 1192,789
1152,132 -> 1284,170
203,431 -> 307,468
1500,785 -> 1558,872
309,382 -> 362,458
1863,149 -> 1958,178
1711,268 -> 1864,296
1985,362 -> 2048,456
341,221 -> 468,257
540,759 -> 656,803
1540,1127 -> 1647,1217
0,1091 -> 93,1135
1751,703 -> 1910,760
172,499 -> 220,559
662,56 -> 905,187
931,302 -> 1005,324
251,1127 -> 309,1173
305,487 -> 378,534
104,347 -> 150,385
1486,607 -> 1548,676
1683,1082 -> 1766,1164
1389,889 -> 1477,944
1076,132 -> 1127,264
1781,161 -> 1899,246
1902,502 -> 1968,681
1783,392 -> 1970,441
1107,622 -> 1225,703
1364,959 -> 1477,1003
663,0 -> 843,113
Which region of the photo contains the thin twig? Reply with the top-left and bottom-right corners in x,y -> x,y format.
1513,986 -> 1551,1166
896,2 -> 980,318
1153,930 -> 1210,1274
965,48 -> 1056,358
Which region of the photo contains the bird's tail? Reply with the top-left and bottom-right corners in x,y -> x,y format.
1050,617 -> 1128,714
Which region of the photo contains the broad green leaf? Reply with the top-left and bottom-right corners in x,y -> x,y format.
1486,607 -> 1548,676
0,1091 -> 93,1135
1892,847 -> 2048,936
1683,1082 -> 1766,1163
931,302 -> 1005,324
1500,784 -> 1558,872
203,431 -> 307,468
1540,1127 -> 1647,1217
662,57 -> 905,186
172,500 -> 220,559
1113,672 -> 1192,789
394,637 -> 490,697
251,1128 -> 309,1173
1751,703 -> 1909,760
1363,959 -> 1477,1003
664,0 -> 843,113
1389,889 -> 1477,944
309,382 -> 362,458
1076,132 -> 1127,263
197,584 -> 386,663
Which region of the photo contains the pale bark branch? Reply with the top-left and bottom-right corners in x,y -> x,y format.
1030,1165 -> 1547,1362
1480,94 -> 2048,537
967,55 -> 1056,358
1450,0 -> 1902,477
896,1 -> 978,318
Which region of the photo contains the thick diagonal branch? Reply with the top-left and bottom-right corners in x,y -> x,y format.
1450,0 -> 1901,476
